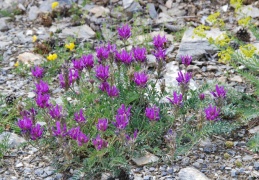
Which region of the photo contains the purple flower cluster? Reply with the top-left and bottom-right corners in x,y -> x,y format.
49,104 -> 62,120
176,71 -> 192,85
211,85 -> 226,99
167,91 -> 183,106
68,127 -> 89,146
74,109 -> 86,123
95,64 -> 109,82
204,105 -> 220,121
36,93 -> 50,108
112,104 -> 131,130
125,129 -> 138,144
31,66 -> 44,79
52,121 -> 67,137
133,47 -> 147,63
96,118 -> 108,132
92,134 -> 108,150
145,105 -> 160,121
117,24 -> 131,40
181,55 -> 192,67
153,35 -> 167,49
35,80 -> 49,94
99,82 -> 119,98
115,49 -> 133,65
73,54 -> 94,71
133,72 -> 148,88
17,117 -> 43,140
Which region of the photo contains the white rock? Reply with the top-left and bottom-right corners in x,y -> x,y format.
165,0 -> 173,9
89,6 -> 110,18
132,152 -> 159,166
28,6 -> 40,20
179,167 -> 209,180
249,126 -> 259,134
123,0 -> 134,9
59,24 -> 95,39
17,52 -> 44,66
238,5 -> 259,18
0,132 -> 26,148
229,75 -> 242,83
28,92 -> 35,98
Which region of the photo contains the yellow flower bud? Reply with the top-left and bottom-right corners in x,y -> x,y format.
32,35 -> 37,43
51,2 -> 59,10
65,42 -> 75,51
14,61 -> 19,67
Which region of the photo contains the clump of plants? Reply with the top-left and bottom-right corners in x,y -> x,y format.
16,24 -> 242,178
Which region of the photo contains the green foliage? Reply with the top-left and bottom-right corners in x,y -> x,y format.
0,133 -> 10,161
247,133 -> 259,153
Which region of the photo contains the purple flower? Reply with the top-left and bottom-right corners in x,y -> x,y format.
96,118 -> 108,132
49,104 -> 62,120
81,54 -> 94,69
107,85 -> 119,98
96,46 -> 110,62
117,104 -> 131,117
77,131 -> 89,146
92,134 -> 108,150
112,114 -> 129,130
95,64 -> 109,82
72,59 -> 84,71
35,93 -> 50,108
30,124 -> 44,140
211,85 -> 226,99
69,68 -> 79,85
52,121 -> 67,137
133,72 -> 148,88
117,24 -> 131,40
145,106 -> 160,121
31,66 -> 44,78
68,127 -> 80,140
59,74 -> 66,88
153,48 -> 166,61
164,129 -> 176,143
181,55 -> 192,67
20,108 -> 37,119
199,93 -> 205,101
74,109 -> 86,123
133,47 -> 147,62
116,49 -> 133,65
35,80 -> 49,94
153,35 -> 167,49
99,81 -> 110,92
204,105 -> 220,121
167,91 -> 183,106
176,71 -> 192,85
125,129 -> 138,143
106,42 -> 117,54
17,117 -> 33,131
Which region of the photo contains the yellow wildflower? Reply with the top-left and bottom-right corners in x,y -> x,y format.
238,16 -> 251,27
65,42 -> 75,51
51,2 -> 59,10
47,53 -> 58,61
32,35 -> 37,43
207,12 -> 220,24
239,44 -> 257,58
214,33 -> 231,47
218,47 -> 234,64
193,25 -> 210,38
230,0 -> 243,11
14,61 -> 19,67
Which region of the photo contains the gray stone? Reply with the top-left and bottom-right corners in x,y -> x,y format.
156,13 -> 176,24
239,5 -> 259,18
167,7 -> 186,17
146,54 -> 157,68
28,6 -> 40,20
125,1 -> 142,13
193,162 -> 201,169
229,75 -> 242,83
149,167 -> 155,172
147,3 -> 158,19
143,176 -> 150,180
0,18 -> 10,32
182,157 -> 190,166
231,169 -> 236,177
0,132 -> 26,148
35,168 -> 44,176
132,153 -> 159,166
123,0 -> 134,9
59,24 -> 95,39
249,126 -> 259,134
179,167 -> 209,180
243,155 -> 253,162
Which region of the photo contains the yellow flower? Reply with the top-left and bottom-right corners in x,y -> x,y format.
51,2 -> 59,10
239,44 -> 257,58
238,16 -> 251,27
32,35 -> 37,43
193,25 -> 210,38
14,61 -> 19,67
230,0 -> 243,11
65,42 -> 75,51
47,53 -> 58,61
218,47 -> 234,64
207,12 -> 220,24
214,33 -> 231,47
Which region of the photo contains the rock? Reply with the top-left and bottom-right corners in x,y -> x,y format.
242,155 -> 253,162
125,1 -> 142,13
238,5 -> 259,18
132,152 -> 159,166
123,0 -> 134,9
249,126 -> 259,134
147,3 -> 158,19
17,52 -> 44,66
167,7 -> 186,17
156,13 -> 176,24
89,6 -> 110,18
204,145 -> 217,154
182,157 -> 190,166
229,75 -> 242,83
143,176 -> 150,180
28,92 -> 35,98
207,65 -> 218,71
193,162 -> 201,169
0,18 -> 10,32
199,138 -> 212,147
165,0 -> 173,8
0,41 -> 12,50
254,162 -> 259,170
176,28 -> 222,61
28,6 -> 40,20
179,167 -> 209,180
0,132 -> 26,148
15,162 -> 23,168
231,169 -> 236,177
59,24 -> 95,39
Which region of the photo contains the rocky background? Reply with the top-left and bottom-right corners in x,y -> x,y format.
0,0 -> 259,179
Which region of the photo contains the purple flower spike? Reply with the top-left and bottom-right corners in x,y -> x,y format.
74,109 -> 86,123
72,59 -> 84,71
112,115 -> 129,130
81,54 -> 94,69
17,117 -> 33,132
117,104 -> 131,117
92,134 -> 108,150
107,85 -> 119,98
133,72 -> 148,88
153,35 -> 167,49
30,124 -> 44,140
68,126 -> 80,140
181,55 -> 192,67
116,49 -> 133,65
49,104 -> 62,120
35,93 -> 50,108
133,47 -> 147,62
211,85 -> 226,99
125,129 -> 138,144
117,24 -> 131,40
69,68 -> 79,85
204,105 -> 220,121
77,131 -> 89,146
199,93 -> 205,101
167,91 -> 183,106
99,81 -> 110,92
153,48 -> 166,61
107,42 -> 117,54
96,118 -> 108,132
96,46 -> 110,62
176,71 -> 192,85
52,121 -> 67,137
145,105 -> 160,121
31,66 -> 44,79
35,80 -> 49,94
59,74 -> 66,88
95,64 -> 109,82
20,108 -> 37,120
